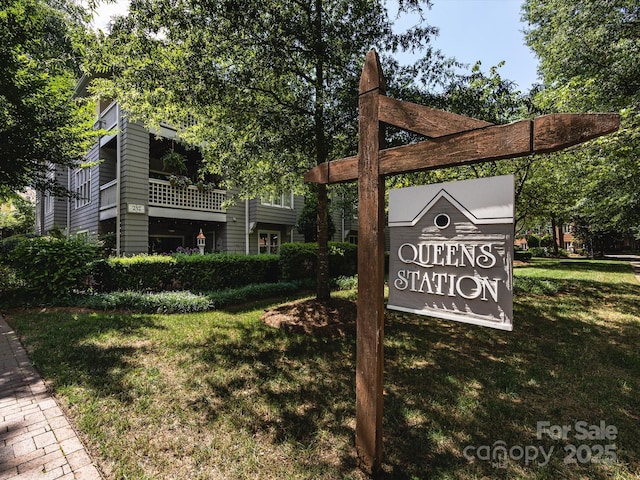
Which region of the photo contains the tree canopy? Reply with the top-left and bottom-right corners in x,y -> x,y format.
522,0 -> 640,245
87,0 -> 456,299
88,0 -> 454,196
0,0 -> 98,196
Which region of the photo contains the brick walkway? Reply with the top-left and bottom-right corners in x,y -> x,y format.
0,315 -> 102,479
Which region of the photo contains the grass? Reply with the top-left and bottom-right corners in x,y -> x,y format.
5,257 -> 640,479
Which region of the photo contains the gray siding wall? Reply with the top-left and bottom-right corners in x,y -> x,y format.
221,194 -> 247,253
42,168 -> 68,234
120,119 -> 149,254
292,196 -> 305,243
219,194 -> 305,254
333,211 -> 358,242
254,198 -> 299,225
69,144 -> 100,236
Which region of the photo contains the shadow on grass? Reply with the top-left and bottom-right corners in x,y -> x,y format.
187,276 -> 640,479
6,267 -> 640,479
192,321 -> 361,475
8,312 -> 164,403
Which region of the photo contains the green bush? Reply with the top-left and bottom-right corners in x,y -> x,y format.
176,254 -> 280,291
76,290 -> 212,313
0,234 -> 32,262
92,255 -> 177,292
279,243 -> 317,281
7,236 -> 99,298
526,234 -> 541,248
334,275 -> 358,290
74,281 -> 307,313
528,247 -> 549,258
280,242 -> 358,281
514,250 -> 532,262
206,281 -> 307,309
93,253 -> 280,292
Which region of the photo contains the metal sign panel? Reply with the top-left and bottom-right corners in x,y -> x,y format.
387,175 -> 514,331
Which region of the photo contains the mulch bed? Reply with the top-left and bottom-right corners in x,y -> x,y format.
260,297 -> 357,337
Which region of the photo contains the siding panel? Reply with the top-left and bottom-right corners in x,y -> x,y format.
120,119 -> 149,254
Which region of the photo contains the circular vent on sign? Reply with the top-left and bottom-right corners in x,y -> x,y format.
434,213 -> 450,229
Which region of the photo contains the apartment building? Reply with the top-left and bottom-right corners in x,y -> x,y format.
35,79 -> 305,255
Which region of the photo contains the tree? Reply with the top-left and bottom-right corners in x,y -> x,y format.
0,192 -> 35,239
0,0 -> 98,196
297,192 -> 336,243
88,0 -> 454,300
522,0 -> 640,244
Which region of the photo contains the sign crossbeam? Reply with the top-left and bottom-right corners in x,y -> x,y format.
304,113 -> 620,185
303,49 -> 620,476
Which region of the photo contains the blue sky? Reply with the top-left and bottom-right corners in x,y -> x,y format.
419,0 -> 540,90
93,0 -> 540,91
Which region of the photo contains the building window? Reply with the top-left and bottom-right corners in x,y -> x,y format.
44,193 -> 53,214
348,234 -> 358,245
562,224 -> 572,234
261,192 -> 293,209
74,168 -> 91,209
259,230 -> 280,254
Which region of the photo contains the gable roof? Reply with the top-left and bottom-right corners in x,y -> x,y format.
389,175 -> 514,227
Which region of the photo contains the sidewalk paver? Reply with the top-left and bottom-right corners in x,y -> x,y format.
0,315 -> 102,479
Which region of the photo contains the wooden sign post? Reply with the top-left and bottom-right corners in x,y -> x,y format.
304,49 -> 619,475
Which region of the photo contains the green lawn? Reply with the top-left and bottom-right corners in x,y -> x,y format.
6,258 -> 640,479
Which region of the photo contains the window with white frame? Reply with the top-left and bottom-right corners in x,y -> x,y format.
261,192 -> 293,209
44,193 -> 53,214
258,230 -> 280,254
562,224 -> 572,234
75,168 -> 91,209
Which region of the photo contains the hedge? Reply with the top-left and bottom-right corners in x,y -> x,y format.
280,242 -> 358,281
5,236 -> 99,298
92,253 -> 280,292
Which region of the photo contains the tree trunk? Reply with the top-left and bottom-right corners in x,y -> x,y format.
551,216 -> 559,255
316,184 -> 331,301
313,0 -> 330,302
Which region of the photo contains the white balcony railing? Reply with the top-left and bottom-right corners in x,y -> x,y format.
148,178 -> 225,213
100,178 -> 226,215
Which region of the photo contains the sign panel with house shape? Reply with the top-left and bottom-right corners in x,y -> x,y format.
388,175 -> 515,331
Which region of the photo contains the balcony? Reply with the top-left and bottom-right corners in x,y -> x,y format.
99,179 -> 227,222
99,180 -> 117,220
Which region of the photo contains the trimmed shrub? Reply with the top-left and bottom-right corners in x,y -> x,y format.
280,242 -> 358,281
92,253 -> 280,292
176,254 -> 280,291
8,236 -> 99,298
279,243 -> 317,281
514,250 -> 532,262
91,255 -> 177,292
527,234 -> 541,248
